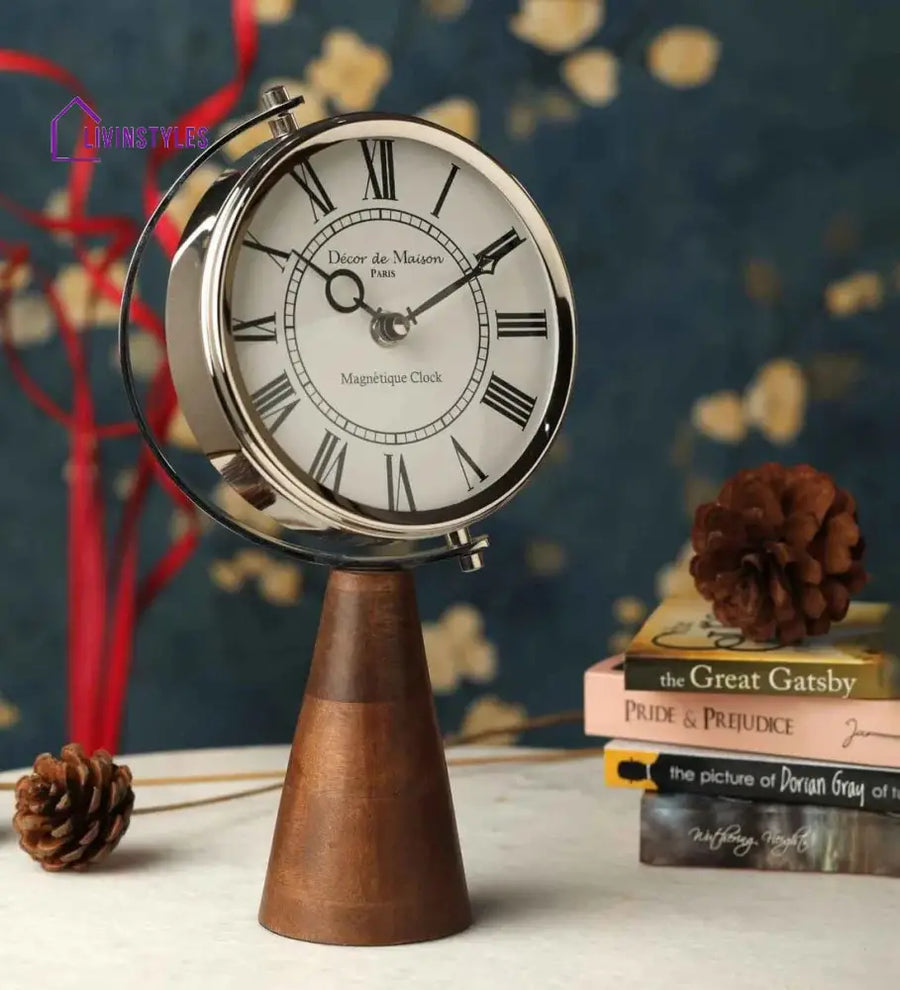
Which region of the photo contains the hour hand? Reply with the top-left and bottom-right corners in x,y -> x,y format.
295,251 -> 378,318
323,267 -> 378,318
407,227 -> 525,321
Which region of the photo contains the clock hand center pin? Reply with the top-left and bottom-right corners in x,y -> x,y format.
369,308 -> 412,345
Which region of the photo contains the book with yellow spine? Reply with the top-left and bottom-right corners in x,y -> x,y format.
604,738 -> 900,813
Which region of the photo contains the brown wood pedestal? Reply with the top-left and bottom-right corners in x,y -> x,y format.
258,568 -> 472,945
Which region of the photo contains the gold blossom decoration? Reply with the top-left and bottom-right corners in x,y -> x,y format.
418,97 -> 480,141
113,468 -> 136,500
166,406 -> 199,450
647,26 -> 721,89
539,89 -> 579,122
169,506 -> 205,542
608,595 -> 648,654
308,30 -> 391,113
422,603 -> 497,694
423,0 -> 470,19
214,480 -> 283,537
507,89 -> 579,139
742,358 -> 807,445
114,330 -> 163,380
253,0 -> 295,24
562,48 -> 619,107
0,694 -> 20,729
0,257 -> 32,291
210,548 -> 303,605
43,188 -> 74,245
510,0 -> 603,54
691,358 -> 808,447
458,696 -> 527,745
52,248 -> 129,330
614,596 -> 647,625
690,390 -> 747,444
654,541 -> 696,600
824,271 -> 884,317
526,539 -> 568,577
2,294 -> 54,348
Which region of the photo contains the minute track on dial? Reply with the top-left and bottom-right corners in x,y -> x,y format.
281,205 -> 491,447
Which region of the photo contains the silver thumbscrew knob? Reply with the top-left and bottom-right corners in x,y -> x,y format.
262,85 -> 303,139
446,528 -> 485,572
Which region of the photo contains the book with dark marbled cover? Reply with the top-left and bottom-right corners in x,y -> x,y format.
640,793 -> 900,877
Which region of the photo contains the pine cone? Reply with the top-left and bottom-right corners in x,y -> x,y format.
13,743 -> 134,871
689,463 -> 868,644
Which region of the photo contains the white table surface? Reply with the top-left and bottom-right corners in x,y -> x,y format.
1,744 -> 895,990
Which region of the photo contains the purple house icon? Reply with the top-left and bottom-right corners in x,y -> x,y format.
50,96 -> 101,163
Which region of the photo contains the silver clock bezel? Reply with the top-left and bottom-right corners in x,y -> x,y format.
175,113 -> 575,541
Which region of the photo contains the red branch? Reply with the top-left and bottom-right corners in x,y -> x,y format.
0,0 -> 259,752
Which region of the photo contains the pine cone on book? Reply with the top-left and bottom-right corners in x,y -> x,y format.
13,743 -> 134,871
689,463 -> 868,644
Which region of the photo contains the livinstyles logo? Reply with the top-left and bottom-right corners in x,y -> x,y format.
50,96 -> 209,163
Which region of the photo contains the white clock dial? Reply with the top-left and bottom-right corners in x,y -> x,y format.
223,129 -> 566,522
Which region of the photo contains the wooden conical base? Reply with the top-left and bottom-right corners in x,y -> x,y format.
258,569 -> 472,945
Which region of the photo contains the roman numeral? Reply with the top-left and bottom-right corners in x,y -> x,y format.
360,139 -> 397,200
250,372 -> 299,434
230,313 -> 277,342
481,373 -> 536,430
496,310 -> 548,338
431,163 -> 460,217
242,233 -> 290,272
385,452 -> 416,511
290,158 -> 335,221
451,436 -> 487,491
474,227 -> 525,274
309,430 -> 347,494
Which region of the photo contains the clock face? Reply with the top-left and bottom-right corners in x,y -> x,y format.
219,121 -> 572,529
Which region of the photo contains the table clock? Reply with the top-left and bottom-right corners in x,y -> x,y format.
120,87 -> 575,946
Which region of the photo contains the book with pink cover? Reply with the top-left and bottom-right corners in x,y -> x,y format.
585,656 -> 900,768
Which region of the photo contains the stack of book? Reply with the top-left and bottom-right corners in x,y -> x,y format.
584,596 -> 900,877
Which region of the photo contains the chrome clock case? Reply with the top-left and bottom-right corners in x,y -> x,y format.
162,99 -> 576,564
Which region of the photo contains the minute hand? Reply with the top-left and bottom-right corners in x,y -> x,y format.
407,227 -> 525,321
